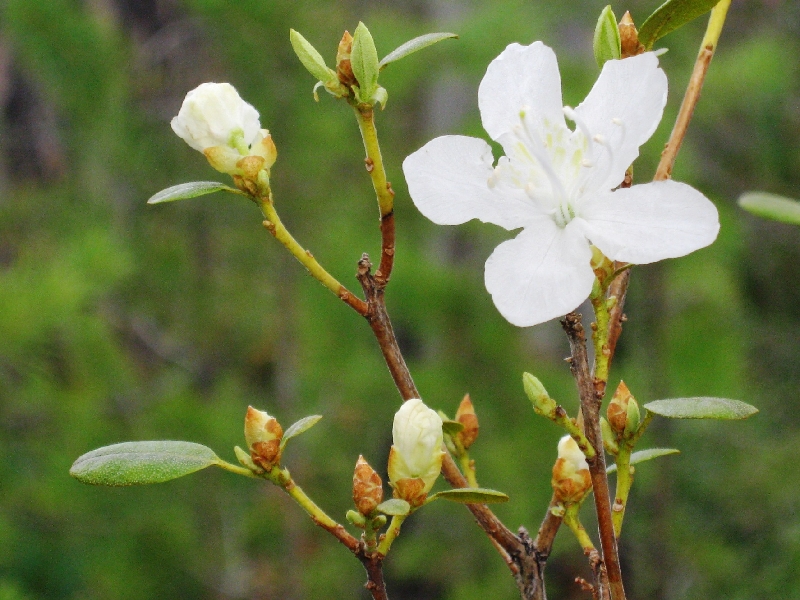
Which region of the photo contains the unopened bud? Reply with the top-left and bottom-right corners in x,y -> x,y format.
353,455 -> 384,516
523,373 -> 557,417
552,435 -> 592,505
619,11 -> 644,58
600,417 -> 619,455
336,31 -> 357,88
455,394 -> 479,450
388,399 -> 445,507
607,381 -> 640,437
245,406 -> 283,470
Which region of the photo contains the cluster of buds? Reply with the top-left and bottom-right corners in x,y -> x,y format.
171,82 -> 277,184
387,398 -> 445,508
244,406 -> 284,470
551,435 -> 593,505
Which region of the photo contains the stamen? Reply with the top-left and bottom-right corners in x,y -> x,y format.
563,106 -> 596,162
516,111 -> 569,203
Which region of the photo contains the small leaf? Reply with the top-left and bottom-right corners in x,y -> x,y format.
431,488 -> 509,504
280,415 -> 323,450
644,398 -> 758,420
289,29 -> 337,84
639,0 -> 720,49
147,181 -> 244,205
351,22 -> 380,101
593,6 -> 621,68
70,441 -> 220,486
376,498 -> 411,516
379,32 -> 458,69
607,448 -> 679,473
739,192 -> 800,226
441,419 -> 465,437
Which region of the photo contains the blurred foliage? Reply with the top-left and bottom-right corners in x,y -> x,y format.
0,1 -> 798,599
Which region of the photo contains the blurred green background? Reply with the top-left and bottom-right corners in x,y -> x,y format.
1,0 -> 798,598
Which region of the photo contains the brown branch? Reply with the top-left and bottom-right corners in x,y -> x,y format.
562,314 -> 623,600
654,45 -> 714,182
359,555 -> 390,600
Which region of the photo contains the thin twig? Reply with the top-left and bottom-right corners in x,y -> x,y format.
359,555 -> 390,600
562,314 -> 621,600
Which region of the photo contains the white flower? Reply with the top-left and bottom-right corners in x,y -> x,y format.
171,83 -> 277,176
388,398 -> 444,500
172,82 -> 260,152
403,42 -> 719,327
557,435 -> 589,471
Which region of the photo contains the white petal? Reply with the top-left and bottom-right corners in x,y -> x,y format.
478,42 -> 566,144
574,53 -> 667,191
484,221 -> 595,327
403,135 -> 533,230
579,180 -> 720,264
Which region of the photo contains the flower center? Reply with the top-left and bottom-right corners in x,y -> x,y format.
495,106 -> 626,229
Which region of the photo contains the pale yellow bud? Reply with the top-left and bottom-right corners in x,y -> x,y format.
244,406 -> 283,470
552,435 -> 592,504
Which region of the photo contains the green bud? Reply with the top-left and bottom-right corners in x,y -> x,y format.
346,509 -> 367,528
351,22 -> 380,103
523,372 -> 557,417
290,29 -> 338,85
593,5 -> 621,68
625,396 -> 641,437
371,514 -> 387,529
234,445 -> 261,472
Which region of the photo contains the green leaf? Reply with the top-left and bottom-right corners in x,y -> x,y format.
147,181 -> 244,205
593,6 -> 621,68
431,488 -> 509,504
289,29 -> 337,84
441,419 -> 465,437
351,22 -> 380,101
280,415 -> 323,450
644,397 -> 758,420
607,448 -> 679,473
379,32 -> 459,69
639,0 -> 720,49
739,192 -> 800,226
70,441 -> 220,486
376,498 -> 411,516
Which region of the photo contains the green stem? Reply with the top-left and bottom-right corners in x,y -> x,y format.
353,106 -> 396,285
611,445 -> 633,538
354,106 -> 394,218
563,504 -> 595,552
266,465 -> 361,554
377,514 -> 407,557
459,452 -> 479,488
552,406 -> 596,460
257,192 -> 368,316
214,459 -> 259,478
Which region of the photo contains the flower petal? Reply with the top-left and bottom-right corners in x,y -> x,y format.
478,42 -> 566,145
579,180 -> 719,264
573,52 -> 667,191
403,135 -> 533,230
484,221 -> 595,327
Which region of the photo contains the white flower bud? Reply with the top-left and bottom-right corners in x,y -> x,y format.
245,406 -> 283,470
387,398 -> 445,506
552,435 -> 592,504
171,82 -> 260,152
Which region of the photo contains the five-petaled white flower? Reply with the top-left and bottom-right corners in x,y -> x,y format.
403,42 -> 719,327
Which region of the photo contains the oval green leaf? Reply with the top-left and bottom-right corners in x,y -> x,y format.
351,22 -> 380,100
593,5 -> 621,68
376,498 -> 411,516
70,441 -> 220,486
739,192 -> 800,226
432,488 -> 509,504
289,29 -> 337,84
280,415 -> 323,450
379,32 -> 459,69
147,181 -> 245,205
639,0 -> 720,49
644,397 -> 758,420
607,448 -> 679,474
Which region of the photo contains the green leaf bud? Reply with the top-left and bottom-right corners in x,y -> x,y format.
351,22 -> 380,102
523,372 -> 557,417
290,29 -> 338,85
593,5 -> 621,68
